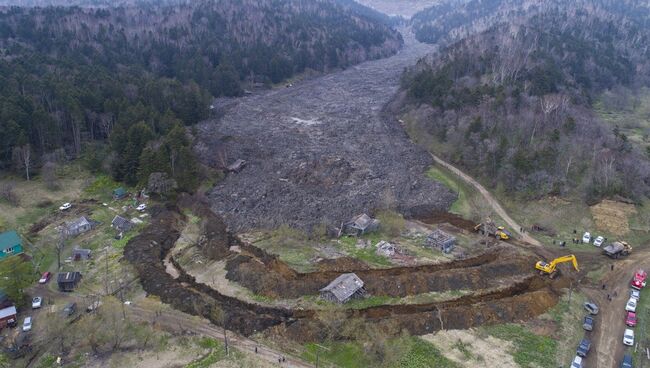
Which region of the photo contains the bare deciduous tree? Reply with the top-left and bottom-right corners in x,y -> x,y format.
12,144 -> 32,181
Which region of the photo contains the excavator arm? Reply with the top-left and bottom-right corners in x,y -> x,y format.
535,254 -> 579,276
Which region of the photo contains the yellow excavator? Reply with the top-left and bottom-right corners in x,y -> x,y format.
535,255 -> 579,278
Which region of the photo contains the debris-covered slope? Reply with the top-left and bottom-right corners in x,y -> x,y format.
196,33 -> 456,232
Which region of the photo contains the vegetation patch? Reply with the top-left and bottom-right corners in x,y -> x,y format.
482,324 -> 557,368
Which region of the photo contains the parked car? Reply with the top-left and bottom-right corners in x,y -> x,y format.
624,328 -> 635,346
38,271 -> 51,284
621,354 -> 633,368
626,312 -> 637,327
582,232 -> 591,243
571,355 -> 583,368
22,317 -> 32,332
593,236 -> 604,247
631,269 -> 647,290
626,298 -> 638,313
576,338 -> 591,357
59,202 -> 72,211
630,289 -> 640,300
584,301 -> 599,315
136,203 -> 147,212
583,315 -> 594,331
31,297 -> 42,309
63,302 -> 76,317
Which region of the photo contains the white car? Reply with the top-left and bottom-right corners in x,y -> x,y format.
136,204 -> 147,212
626,297 -> 638,312
623,328 -> 635,346
570,355 -> 583,368
582,232 -> 591,243
22,317 -> 32,332
59,203 -> 72,211
31,296 -> 42,309
593,236 -> 604,247
631,289 -> 641,300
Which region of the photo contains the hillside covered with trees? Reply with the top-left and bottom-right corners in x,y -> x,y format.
401,1 -> 650,202
0,0 -> 402,190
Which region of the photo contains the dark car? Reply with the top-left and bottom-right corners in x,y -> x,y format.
62,302 -> 77,317
621,354 -> 633,368
583,315 -> 594,331
577,338 -> 591,357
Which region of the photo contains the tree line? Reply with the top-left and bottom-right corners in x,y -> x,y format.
0,0 -> 402,190
402,4 -> 650,203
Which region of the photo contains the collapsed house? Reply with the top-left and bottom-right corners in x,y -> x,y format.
375,240 -> 396,257
320,273 -> 366,303
342,214 -> 380,236
111,215 -> 134,233
425,229 -> 457,254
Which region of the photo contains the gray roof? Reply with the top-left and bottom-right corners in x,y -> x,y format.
111,215 -> 133,229
66,216 -> 92,230
347,214 -> 377,230
0,306 -> 16,319
73,248 -> 92,257
57,271 -> 82,283
320,273 -> 364,302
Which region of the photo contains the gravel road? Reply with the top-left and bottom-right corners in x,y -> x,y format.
197,29 -> 456,232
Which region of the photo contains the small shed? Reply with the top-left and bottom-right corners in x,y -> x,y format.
111,215 -> 134,233
375,240 -> 396,257
57,271 -> 82,292
319,273 -> 366,303
72,248 -> 92,261
343,214 -> 380,236
64,216 -> 96,237
0,305 -> 17,329
227,159 -> 247,173
425,229 -> 456,254
0,231 -> 23,259
112,187 -> 127,200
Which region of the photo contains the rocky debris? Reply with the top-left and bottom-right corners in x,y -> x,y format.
196,30 -> 456,233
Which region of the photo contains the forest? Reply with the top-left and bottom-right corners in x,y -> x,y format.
0,0 -> 402,189
403,2 -> 650,202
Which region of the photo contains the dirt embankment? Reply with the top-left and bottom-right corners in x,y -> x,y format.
226,248 -> 536,298
126,198 -> 562,341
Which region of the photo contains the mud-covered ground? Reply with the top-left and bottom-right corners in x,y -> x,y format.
196,30 -> 456,232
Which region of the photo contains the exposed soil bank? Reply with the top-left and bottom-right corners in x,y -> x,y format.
125,197 -> 561,341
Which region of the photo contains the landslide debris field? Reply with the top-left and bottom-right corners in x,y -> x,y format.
125,198 -> 567,342
196,31 -> 456,232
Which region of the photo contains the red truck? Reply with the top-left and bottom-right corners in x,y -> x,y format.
631,269 -> 647,290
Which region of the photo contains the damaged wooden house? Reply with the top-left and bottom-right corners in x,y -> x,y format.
342,214 -> 380,236
320,273 -> 366,303
425,229 -> 457,254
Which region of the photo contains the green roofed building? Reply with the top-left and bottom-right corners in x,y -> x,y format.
0,231 -> 23,259
112,187 -> 127,200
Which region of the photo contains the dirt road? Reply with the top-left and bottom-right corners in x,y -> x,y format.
131,305 -> 314,368
585,249 -> 650,368
429,153 -> 542,247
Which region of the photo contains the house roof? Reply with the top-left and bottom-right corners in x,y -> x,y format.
112,215 -> 132,229
72,248 -> 92,256
0,306 -> 17,319
113,187 -> 126,196
57,271 -> 82,283
66,216 -> 92,230
320,273 -> 364,302
348,214 -> 375,230
0,231 -> 21,251
227,159 -> 246,171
